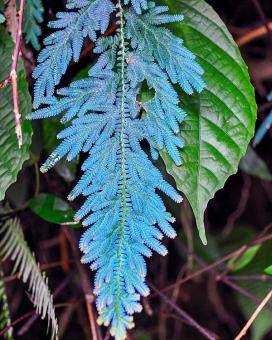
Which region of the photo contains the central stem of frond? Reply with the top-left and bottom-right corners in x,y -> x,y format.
114,0 -> 129,325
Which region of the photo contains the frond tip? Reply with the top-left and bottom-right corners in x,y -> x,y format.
29,0 -> 206,338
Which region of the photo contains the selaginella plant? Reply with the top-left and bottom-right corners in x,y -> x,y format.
28,0 -> 204,338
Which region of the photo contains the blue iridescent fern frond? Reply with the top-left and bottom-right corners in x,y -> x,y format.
28,1 -> 205,338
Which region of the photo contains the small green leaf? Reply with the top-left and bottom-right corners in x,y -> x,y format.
160,0 -> 257,244
240,146 -> 272,181
264,265 -> 272,275
29,193 -> 79,226
228,245 -> 261,271
0,27 -> 33,200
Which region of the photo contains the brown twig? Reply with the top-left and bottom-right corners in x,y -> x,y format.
4,260 -> 74,283
17,272 -> 74,336
0,311 -> 35,337
226,275 -> 272,282
59,230 -> 70,273
219,277 -> 272,312
152,232 -> 272,298
149,283 -> 218,340
0,300 -> 85,337
235,289 -> 272,340
251,0 -> 271,37
180,243 -> 272,313
207,274 -> 238,330
0,0 -> 26,147
10,0 -> 25,147
218,224 -> 272,280
64,228 -> 101,340
236,22 -> 272,47
11,0 -> 25,147
72,23 -> 118,65
151,245 -> 248,297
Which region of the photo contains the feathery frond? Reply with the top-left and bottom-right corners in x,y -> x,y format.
124,0 -> 148,14
32,0 -> 115,108
28,0 -> 205,338
23,0 -> 44,50
0,265 -> 13,340
0,218 -> 58,339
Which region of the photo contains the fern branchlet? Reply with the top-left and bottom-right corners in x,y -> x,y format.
0,218 -> 58,339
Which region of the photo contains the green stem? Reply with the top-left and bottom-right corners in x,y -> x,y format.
114,0 -> 128,325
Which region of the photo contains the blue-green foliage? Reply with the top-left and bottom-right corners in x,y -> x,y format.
28,0 -> 205,338
23,0 -> 44,50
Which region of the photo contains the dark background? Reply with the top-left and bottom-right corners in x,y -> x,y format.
2,1 -> 272,339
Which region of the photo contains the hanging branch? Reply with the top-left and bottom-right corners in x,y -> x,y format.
0,0 -> 26,147
10,0 -> 25,148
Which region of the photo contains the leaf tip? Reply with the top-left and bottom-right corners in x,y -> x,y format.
196,217 -> 207,245
199,231 -> 207,245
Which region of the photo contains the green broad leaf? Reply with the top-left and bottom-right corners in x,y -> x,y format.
239,146 -> 272,181
0,26 -> 33,200
264,265 -> 272,275
227,245 -> 261,271
160,0 -> 257,244
28,193 -> 80,227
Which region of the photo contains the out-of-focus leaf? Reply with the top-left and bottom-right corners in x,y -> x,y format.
217,225 -> 255,254
74,64 -> 92,80
264,265 -> 272,275
29,193 -> 80,227
240,146 -> 272,181
235,242 -> 272,340
134,331 -> 152,340
178,230 -> 220,265
0,26 -> 32,200
228,245 -> 261,271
